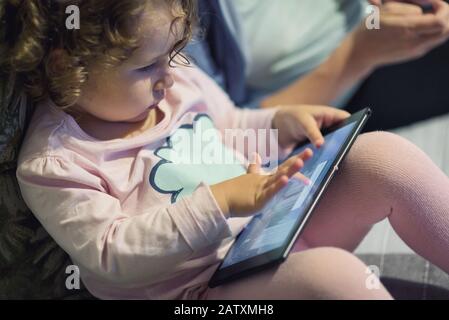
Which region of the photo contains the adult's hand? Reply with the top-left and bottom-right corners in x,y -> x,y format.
353,0 -> 449,68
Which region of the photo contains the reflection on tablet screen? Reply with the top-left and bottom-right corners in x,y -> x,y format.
220,122 -> 357,269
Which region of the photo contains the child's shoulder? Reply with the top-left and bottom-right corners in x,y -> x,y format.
18,100 -> 73,164
170,64 -> 233,110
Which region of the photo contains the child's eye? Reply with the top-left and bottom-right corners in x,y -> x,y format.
138,63 -> 155,73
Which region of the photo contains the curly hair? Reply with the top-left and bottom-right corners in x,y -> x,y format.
0,0 -> 196,110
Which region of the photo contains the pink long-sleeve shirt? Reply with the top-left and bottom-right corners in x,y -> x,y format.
16,66 -> 284,299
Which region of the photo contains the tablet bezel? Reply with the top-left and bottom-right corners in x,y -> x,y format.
208,108 -> 372,288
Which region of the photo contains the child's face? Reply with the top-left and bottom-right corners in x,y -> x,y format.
74,2 -> 182,123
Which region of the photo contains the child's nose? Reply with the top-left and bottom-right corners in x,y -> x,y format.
153,74 -> 174,91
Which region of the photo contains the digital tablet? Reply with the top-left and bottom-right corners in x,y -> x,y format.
208,108 -> 372,288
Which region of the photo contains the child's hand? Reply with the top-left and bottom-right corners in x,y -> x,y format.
210,149 -> 313,218
272,105 -> 351,149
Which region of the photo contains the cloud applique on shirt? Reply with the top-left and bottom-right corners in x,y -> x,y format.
149,114 -> 246,203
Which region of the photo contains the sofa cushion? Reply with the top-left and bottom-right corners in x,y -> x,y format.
358,253 -> 449,300
0,75 -> 94,299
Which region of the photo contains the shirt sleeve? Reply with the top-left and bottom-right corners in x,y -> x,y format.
16,155 -> 233,288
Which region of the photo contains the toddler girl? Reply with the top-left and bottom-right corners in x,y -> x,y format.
2,0 -> 448,299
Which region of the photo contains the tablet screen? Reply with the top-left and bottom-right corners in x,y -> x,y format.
220,121 -> 357,269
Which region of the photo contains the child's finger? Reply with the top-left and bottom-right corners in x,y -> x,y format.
368,0 -> 382,5
268,156 -> 303,186
298,148 -> 314,161
247,152 -> 262,174
299,114 -> 325,147
261,175 -> 289,200
292,172 -> 311,185
276,155 -> 304,178
266,148 -> 312,184
285,148 -> 313,166
277,148 -> 313,175
314,108 -> 350,135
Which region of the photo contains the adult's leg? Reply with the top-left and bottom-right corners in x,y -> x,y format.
205,247 -> 392,300
345,39 -> 449,132
296,132 -> 449,273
